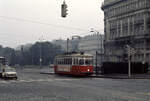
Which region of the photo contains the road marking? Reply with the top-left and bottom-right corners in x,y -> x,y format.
0,78 -> 78,84
0,77 -> 97,84
0,81 -> 7,84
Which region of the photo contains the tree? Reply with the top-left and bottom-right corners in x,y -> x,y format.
0,41 -> 64,66
29,41 -> 63,66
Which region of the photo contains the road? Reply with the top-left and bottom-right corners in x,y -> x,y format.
0,68 -> 150,101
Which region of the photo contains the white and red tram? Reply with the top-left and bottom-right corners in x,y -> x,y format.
54,52 -> 93,76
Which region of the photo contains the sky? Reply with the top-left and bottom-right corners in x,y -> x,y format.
0,0 -> 104,48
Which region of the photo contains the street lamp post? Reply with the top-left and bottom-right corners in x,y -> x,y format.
71,36 -> 81,52
95,51 -> 98,74
39,35 -> 45,68
66,36 -> 81,54
126,45 -> 131,77
67,38 -> 69,54
90,29 -> 103,74
39,43 -> 42,68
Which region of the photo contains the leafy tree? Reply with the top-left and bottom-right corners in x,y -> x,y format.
0,41 -> 63,66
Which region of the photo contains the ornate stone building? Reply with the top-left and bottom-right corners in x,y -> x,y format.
102,0 -> 150,66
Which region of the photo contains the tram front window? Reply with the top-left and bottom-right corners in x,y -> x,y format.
85,59 -> 92,65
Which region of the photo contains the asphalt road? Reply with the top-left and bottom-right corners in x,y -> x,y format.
0,68 -> 150,101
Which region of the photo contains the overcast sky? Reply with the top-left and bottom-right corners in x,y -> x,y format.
0,0 -> 104,48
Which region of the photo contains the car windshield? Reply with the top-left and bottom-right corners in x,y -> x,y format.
5,68 -> 16,72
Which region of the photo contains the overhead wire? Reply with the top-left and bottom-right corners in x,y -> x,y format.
0,15 -> 104,39
0,15 -> 89,32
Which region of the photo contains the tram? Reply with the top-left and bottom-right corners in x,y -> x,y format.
54,52 -> 93,76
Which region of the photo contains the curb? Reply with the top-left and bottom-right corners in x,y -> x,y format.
90,75 -> 150,79
40,72 -> 55,75
40,72 -> 150,79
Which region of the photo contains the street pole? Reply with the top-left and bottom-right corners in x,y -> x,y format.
96,51 -> 98,75
127,45 -> 131,77
67,38 -> 69,54
100,33 -> 103,67
71,36 -> 81,52
97,32 -> 103,64
143,39 -> 146,64
98,32 -> 103,74
39,35 -> 44,68
90,29 -> 103,74
40,42 -> 42,68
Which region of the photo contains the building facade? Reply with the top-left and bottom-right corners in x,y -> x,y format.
102,0 -> 150,66
52,39 -> 67,52
78,33 -> 104,65
52,38 -> 80,52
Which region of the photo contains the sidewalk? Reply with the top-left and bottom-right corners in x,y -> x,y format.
90,74 -> 150,79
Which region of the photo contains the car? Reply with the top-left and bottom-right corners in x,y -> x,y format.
0,66 -> 17,79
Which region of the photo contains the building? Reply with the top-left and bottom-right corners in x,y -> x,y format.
52,37 -> 80,52
53,33 -> 104,66
52,39 -> 67,52
78,33 -> 104,65
102,0 -> 150,67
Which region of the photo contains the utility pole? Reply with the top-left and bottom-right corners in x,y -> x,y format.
71,36 -> 81,52
67,38 -> 69,54
90,29 -> 103,74
96,51 -> 98,75
39,42 -> 42,68
39,35 -> 45,68
128,48 -> 131,77
126,45 -> 131,77
143,39 -> 146,64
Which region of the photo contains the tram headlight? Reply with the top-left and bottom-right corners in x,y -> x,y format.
87,69 -> 90,72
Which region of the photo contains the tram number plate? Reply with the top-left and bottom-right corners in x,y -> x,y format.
57,66 -> 71,72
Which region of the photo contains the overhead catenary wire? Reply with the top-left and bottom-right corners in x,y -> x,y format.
0,14 -> 104,41
0,15 -> 89,32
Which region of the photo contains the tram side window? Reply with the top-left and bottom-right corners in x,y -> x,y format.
57,59 -> 60,64
79,59 -> 84,65
59,59 -> 61,64
73,59 -> 78,65
64,58 -> 66,65
76,59 -> 78,65
59,59 -> 60,64
67,59 -> 69,65
63,59 -> 65,65
73,58 -> 75,65
58,59 -> 62,65
65,58 -> 68,65
54,59 -> 57,65
62,59 -> 65,65
66,58 -> 68,64
69,58 -> 72,65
